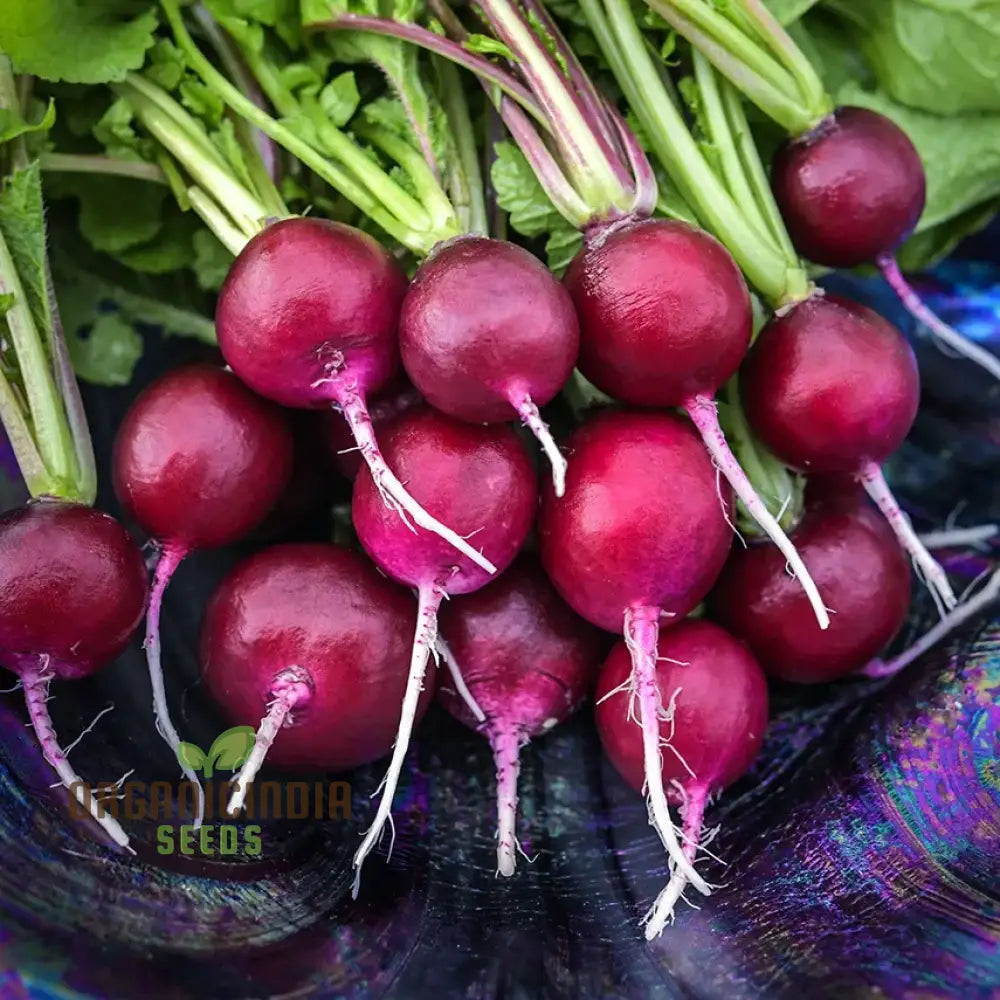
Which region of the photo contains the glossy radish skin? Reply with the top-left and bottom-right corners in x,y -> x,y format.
565,219 -> 751,407
401,237 -> 578,422
595,620 -> 769,937
325,379 -> 422,481
216,218 -> 406,409
0,501 -> 149,851
351,406 -> 537,889
437,556 -> 601,875
771,107 -> 926,269
712,493 -> 911,684
563,220 -> 828,629
216,217 -> 495,574
113,365 -> 294,550
742,293 -> 919,474
538,409 -> 733,633
113,364 -> 294,827
201,543 -> 427,773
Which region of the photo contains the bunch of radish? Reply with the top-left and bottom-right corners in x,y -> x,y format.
0,0 -> 994,946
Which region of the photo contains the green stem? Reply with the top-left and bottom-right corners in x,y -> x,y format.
434,56 -> 488,236
187,187 -> 249,256
0,227 -> 77,498
584,0 -> 790,303
161,0 -> 446,253
39,153 -> 167,184
0,367 -> 48,495
233,117 -> 287,219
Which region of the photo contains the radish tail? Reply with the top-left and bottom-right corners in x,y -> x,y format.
644,784 -> 708,939
353,580 -> 445,895
489,723 -> 522,876
862,565 -> 1000,679
22,665 -> 134,853
686,394 -> 830,630
625,606 -> 710,897
332,385 -> 497,574
878,254 -> 1000,383
436,637 -> 486,723
859,462 -> 957,612
228,666 -> 313,817
508,389 -> 567,498
146,542 -> 205,828
919,525 -> 998,550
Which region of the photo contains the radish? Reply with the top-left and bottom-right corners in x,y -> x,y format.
113,365 -> 294,824
635,0 -> 1000,383
400,237 -> 579,496
0,501 -> 149,851
352,405 -> 537,890
215,218 -> 495,574
538,408 -> 733,916
740,292 -> 956,611
199,542 -> 429,816
321,5 -> 827,627
712,489 -> 912,683
436,555 -> 601,875
595,619 -> 768,938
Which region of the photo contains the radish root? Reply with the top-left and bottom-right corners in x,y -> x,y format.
489,722 -> 523,877
330,382 -> 497,574
859,462 -> 957,613
624,606 -> 710,897
22,663 -> 134,853
686,393 -> 830,630
227,665 -> 313,817
435,637 -> 486,722
146,542 -> 205,828
353,579 -> 445,895
509,389 -> 567,498
643,784 -> 709,939
878,254 -> 1000,384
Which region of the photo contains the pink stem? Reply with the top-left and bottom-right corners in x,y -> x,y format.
859,462 -> 957,612
331,383 -> 496,574
644,784 -> 708,939
862,565 -> 1000,679
21,666 -> 133,852
489,723 -> 522,876
685,393 -> 829,629
227,666 -> 313,816
353,579 -> 446,895
146,542 -> 205,829
624,605 -> 709,896
878,254 -> 1000,383
507,388 -> 567,497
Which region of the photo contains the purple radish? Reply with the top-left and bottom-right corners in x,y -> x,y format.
595,619 -> 768,938
216,217 -> 495,573
538,408 -> 733,906
351,405 -> 537,890
113,365 -> 294,823
712,489 -> 912,683
199,543 -> 431,814
740,292 -> 956,611
0,501 -> 149,850
564,219 -> 828,629
436,555 -> 601,875
400,237 -> 579,495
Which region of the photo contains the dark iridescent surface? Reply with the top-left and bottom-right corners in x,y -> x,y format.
0,255 -> 997,998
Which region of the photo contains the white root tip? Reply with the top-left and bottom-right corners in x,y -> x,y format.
436,637 -> 486,723
685,394 -> 830,631
511,391 -> 568,498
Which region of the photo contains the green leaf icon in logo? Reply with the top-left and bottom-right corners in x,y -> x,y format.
175,727 -> 257,778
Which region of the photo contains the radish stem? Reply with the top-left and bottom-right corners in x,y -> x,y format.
22,665 -> 134,853
686,393 -> 829,629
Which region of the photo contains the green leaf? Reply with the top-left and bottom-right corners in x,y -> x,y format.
111,213 -> 198,274
0,293 -> 15,315
0,99 -> 56,145
179,78 -> 226,128
192,228 -> 235,291
319,71 -> 361,128
206,726 -> 257,773
176,742 -> 207,772
828,0 -> 1000,115
897,197 -> 1000,271
0,0 -> 158,85
0,163 -> 53,346
92,97 -> 156,162
65,311 -> 143,387
463,34 -> 516,60
490,140 -> 566,239
145,38 -> 186,92
545,227 -> 583,276
763,0 -> 821,25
